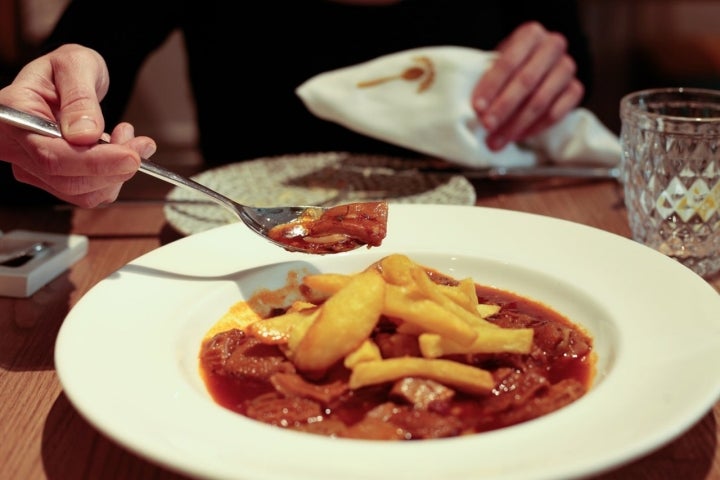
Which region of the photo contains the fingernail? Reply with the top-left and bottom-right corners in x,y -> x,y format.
66,116 -> 98,135
141,143 -> 157,159
483,114 -> 497,131
474,97 -> 488,112
119,156 -> 139,173
488,135 -> 506,151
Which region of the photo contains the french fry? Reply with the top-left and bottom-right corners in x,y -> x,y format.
287,300 -> 317,313
379,254 -> 417,286
292,269 -> 386,372
457,277 -> 479,308
394,320 -> 424,336
349,357 -> 494,395
301,273 -> 351,298
344,339 -> 382,368
384,285 -> 477,345
286,308 -> 321,353
411,267 -> 497,329
204,300 -> 263,340
436,276 -> 482,313
418,326 -> 533,358
248,307 -> 319,345
476,303 -> 501,318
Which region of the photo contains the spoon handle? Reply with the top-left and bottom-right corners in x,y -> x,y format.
0,104 -> 63,138
137,160 -> 241,218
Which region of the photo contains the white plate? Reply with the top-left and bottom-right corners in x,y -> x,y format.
55,205 -> 720,480
164,152 -> 476,235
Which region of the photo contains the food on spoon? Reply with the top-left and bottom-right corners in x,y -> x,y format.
267,201 -> 388,254
199,254 -> 595,440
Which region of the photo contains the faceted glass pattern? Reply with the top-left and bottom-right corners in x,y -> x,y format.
620,88 -> 720,278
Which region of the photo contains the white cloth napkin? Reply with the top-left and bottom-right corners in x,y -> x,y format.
296,46 -> 620,168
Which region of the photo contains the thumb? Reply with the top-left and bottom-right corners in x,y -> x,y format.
52,45 -> 109,144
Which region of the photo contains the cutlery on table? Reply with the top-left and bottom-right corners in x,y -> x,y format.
340,163 -> 620,181
0,240 -> 51,266
416,164 -> 620,180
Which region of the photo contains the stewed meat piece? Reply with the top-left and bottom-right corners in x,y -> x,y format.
267,201 -> 388,254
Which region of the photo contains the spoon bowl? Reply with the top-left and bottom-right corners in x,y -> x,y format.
0,104 -> 388,254
137,160 -> 343,251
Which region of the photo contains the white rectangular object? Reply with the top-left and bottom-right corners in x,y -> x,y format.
0,229 -> 89,298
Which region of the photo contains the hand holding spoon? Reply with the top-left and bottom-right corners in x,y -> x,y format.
0,104 -> 388,254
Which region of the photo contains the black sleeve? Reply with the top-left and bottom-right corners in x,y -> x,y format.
42,0 -> 185,126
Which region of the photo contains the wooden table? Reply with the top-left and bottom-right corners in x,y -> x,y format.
1,170 -> 718,480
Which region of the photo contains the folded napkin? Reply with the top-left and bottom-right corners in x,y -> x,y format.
296,46 -> 620,168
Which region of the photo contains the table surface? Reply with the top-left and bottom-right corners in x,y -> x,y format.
1,166 -> 718,480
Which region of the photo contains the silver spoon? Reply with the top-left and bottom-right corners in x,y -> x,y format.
0,240 -> 51,266
0,104 -> 384,254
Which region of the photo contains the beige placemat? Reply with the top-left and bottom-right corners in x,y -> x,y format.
164,152 -> 476,235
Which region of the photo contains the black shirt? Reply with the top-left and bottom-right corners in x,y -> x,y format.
43,0 -> 592,166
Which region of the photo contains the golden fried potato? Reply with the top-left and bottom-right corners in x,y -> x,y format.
384,285 -> 477,345
287,300 -> 317,313
378,254 -> 417,286
204,300 -> 263,340
475,303 -> 501,318
418,326 -> 533,358
301,273 -> 351,300
292,269 -> 386,372
344,339 -> 382,368
247,307 -> 319,345
411,267 -> 496,329
349,357 -> 494,395
436,280 -> 477,313
286,309 -> 321,353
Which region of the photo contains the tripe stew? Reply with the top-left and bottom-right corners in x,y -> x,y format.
199,255 -> 594,440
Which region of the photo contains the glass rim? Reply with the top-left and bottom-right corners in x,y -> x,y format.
620,87 -> 720,123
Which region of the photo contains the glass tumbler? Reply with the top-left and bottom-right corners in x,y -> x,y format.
620,87 -> 720,278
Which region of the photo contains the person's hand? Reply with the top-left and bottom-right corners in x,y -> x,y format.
471,21 -> 584,151
0,44 -> 156,207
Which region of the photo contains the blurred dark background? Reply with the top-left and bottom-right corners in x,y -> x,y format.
2,0 -> 720,168
580,0 -> 720,134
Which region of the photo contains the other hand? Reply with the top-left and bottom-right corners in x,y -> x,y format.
471,21 -> 584,151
